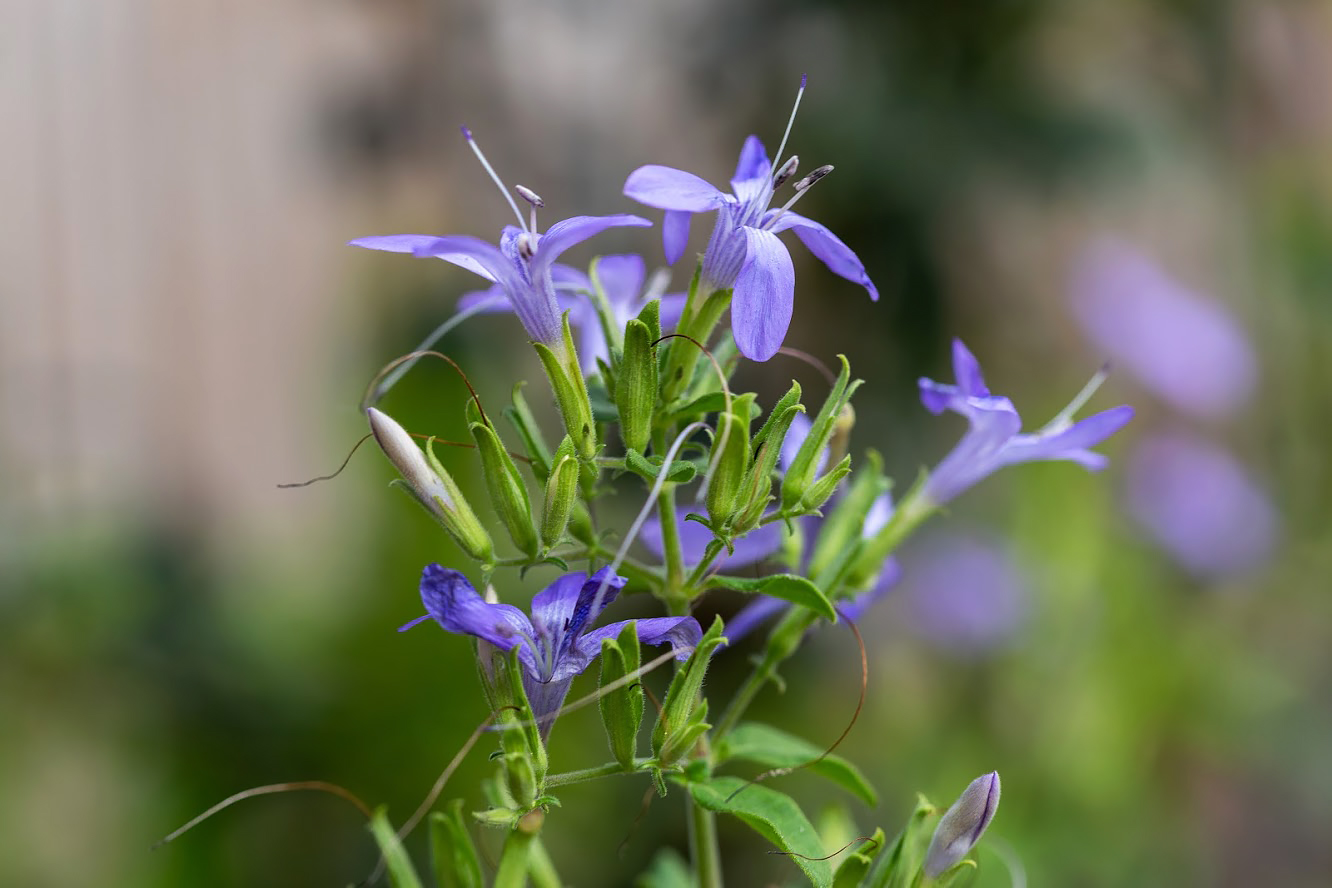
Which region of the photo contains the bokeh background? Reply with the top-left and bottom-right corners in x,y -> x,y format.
3,0 -> 1330,885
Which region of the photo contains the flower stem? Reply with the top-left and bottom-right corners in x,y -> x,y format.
493,811 -> 543,888
544,759 -> 652,787
688,795 -> 724,888
527,837 -> 561,888
657,483 -> 688,612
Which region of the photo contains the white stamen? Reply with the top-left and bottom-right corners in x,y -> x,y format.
461,125 -> 529,232
769,73 -> 807,186
1040,363 -> 1112,433
515,184 -> 544,232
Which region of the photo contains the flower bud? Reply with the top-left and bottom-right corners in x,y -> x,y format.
923,771 -> 1001,879
534,314 -> 598,460
469,418 -> 539,559
598,622 -> 644,770
781,355 -> 862,512
615,317 -> 658,454
706,394 -> 755,529
367,407 -> 494,565
540,438 -> 580,550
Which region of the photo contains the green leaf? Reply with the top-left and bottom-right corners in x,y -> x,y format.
367,806 -> 424,888
833,828 -> 886,888
624,448 -> 699,484
429,802 -> 484,888
714,722 -> 877,806
710,573 -> 836,622
689,776 -> 834,888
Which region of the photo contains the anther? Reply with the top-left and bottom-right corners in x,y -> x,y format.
773,155 -> 800,188
515,184 -> 545,208
794,164 -> 834,192
517,232 -> 537,260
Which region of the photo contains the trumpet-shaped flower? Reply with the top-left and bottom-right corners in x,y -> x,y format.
458,254 -> 686,373
623,130 -> 876,361
351,128 -> 650,348
919,339 -> 1134,506
400,565 -> 702,736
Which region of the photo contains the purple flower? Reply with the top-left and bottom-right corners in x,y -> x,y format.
1126,431 -> 1277,578
401,565 -> 701,737
924,771 -> 1001,878
899,532 -> 1027,655
351,129 -> 650,348
623,135 -> 877,361
919,339 -> 1134,505
1071,239 -> 1257,419
457,254 -> 686,374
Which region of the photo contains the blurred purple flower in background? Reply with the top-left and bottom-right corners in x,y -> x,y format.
899,533 -> 1028,655
918,339 -> 1134,505
1071,239 -> 1257,420
1126,431 -> 1278,578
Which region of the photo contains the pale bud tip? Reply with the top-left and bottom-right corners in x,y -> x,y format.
515,184 -> 545,207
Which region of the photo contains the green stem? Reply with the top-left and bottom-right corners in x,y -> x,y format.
657,484 -> 688,612
527,837 -> 562,888
493,818 -> 539,888
544,758 -> 652,787
689,795 -> 724,888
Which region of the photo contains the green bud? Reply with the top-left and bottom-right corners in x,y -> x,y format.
540,438 -> 580,550
470,419 -> 539,558
807,450 -> 889,586
652,617 -> 726,765
429,803 -> 484,888
534,314 -> 598,460
799,453 -> 852,513
367,407 -> 494,566
705,394 -> 755,529
781,355 -> 862,512
615,318 -> 658,454
598,622 -> 644,770
732,392 -> 804,533
503,382 -> 553,483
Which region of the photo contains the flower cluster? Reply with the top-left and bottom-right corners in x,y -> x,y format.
344,80 -> 1132,887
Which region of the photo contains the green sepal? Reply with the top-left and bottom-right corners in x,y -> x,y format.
705,393 -> 755,528
367,806 -> 425,888
656,707 -> 711,767
710,573 -> 835,622
429,802 -> 484,888
833,827 -> 887,888
807,449 -> 889,585
616,317 -> 658,454
652,617 -> 726,764
598,622 -> 645,770
534,314 -> 598,460
422,439 -> 495,566
688,776 -> 834,887
469,420 -> 539,559
733,399 -> 805,533
504,382 -> 553,483
624,448 -> 700,484
751,381 -> 802,452
931,859 -> 979,888
798,453 -> 853,513
781,355 -> 862,511
867,794 -> 937,888
714,722 -> 877,805
540,436 -> 579,550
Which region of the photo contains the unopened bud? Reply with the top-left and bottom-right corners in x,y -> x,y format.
540,440 -> 580,550
470,419 -> 539,558
774,154 -> 800,187
534,314 -> 598,460
794,164 -> 833,192
615,318 -> 657,454
367,408 -> 494,564
514,184 -> 545,207
923,771 -> 1001,879
706,395 -> 755,529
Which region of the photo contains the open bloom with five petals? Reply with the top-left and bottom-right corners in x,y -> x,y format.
401,565 -> 702,737
623,135 -> 877,361
919,339 -> 1134,505
350,214 -> 650,348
